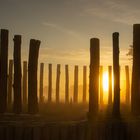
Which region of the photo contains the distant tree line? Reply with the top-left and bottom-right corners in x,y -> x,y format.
126,45 -> 133,60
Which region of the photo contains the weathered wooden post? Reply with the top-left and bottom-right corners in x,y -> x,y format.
89,38 -> 100,120
112,32 -> 120,117
0,29 -> 9,113
125,65 -> 130,106
48,64 -> 52,103
108,66 -> 112,106
65,65 -> 69,103
56,64 -> 61,103
73,65 -> 78,103
23,61 -> 27,107
100,66 -> 103,106
13,35 -> 22,114
83,66 -> 87,103
7,60 -> 13,110
28,39 -> 40,114
39,63 -> 44,103
131,24 -> 140,115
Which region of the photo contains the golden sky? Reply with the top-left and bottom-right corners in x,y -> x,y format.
0,0 -> 137,66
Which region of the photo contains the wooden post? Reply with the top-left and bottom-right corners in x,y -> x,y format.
39,63 -> 44,103
112,32 -> 120,117
48,64 -> 52,103
108,66 -> 112,106
131,24 -> 140,115
83,66 -> 87,103
65,65 -> 69,103
28,39 -> 40,114
0,29 -> 9,113
125,65 -> 130,106
23,61 -> 27,107
73,65 -> 78,103
56,64 -> 61,103
13,35 -> 22,114
89,38 -> 100,120
7,60 -> 13,110
100,66 -> 103,106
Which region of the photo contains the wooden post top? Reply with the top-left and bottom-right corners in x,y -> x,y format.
13,35 -> 21,44
113,32 -> 119,37
133,24 -> 140,29
30,39 -> 41,46
90,38 -> 99,42
1,29 -> 9,33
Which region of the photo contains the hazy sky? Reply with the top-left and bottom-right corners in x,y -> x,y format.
0,0 -> 139,66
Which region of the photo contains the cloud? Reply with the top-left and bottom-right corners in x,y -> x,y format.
85,0 -> 140,25
42,22 -> 82,39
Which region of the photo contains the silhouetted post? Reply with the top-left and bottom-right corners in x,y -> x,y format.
39,63 -> 44,103
48,64 -> 52,103
112,32 -> 120,117
83,66 -> 87,103
89,38 -> 100,120
65,65 -> 69,103
56,64 -> 61,103
73,65 -> 78,103
7,60 -> 13,109
13,35 -> 22,114
131,24 -> 140,115
100,66 -> 103,106
28,39 -> 40,114
0,29 -> 9,113
108,66 -> 112,106
23,61 -> 27,107
125,65 -> 130,106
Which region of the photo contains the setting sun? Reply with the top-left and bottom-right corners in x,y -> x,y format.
103,72 -> 109,92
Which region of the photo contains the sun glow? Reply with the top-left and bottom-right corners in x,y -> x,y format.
103,72 -> 109,92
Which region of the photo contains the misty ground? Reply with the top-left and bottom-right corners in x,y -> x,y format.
0,103 -> 88,124
0,103 -> 132,123
0,103 -> 140,140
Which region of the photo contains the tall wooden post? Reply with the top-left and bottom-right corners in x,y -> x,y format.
131,24 -> 140,115
108,66 -> 112,106
112,32 -> 120,117
48,64 -> 52,103
83,66 -> 87,103
23,61 -> 27,108
0,29 -> 9,113
73,65 -> 78,103
13,35 -> 22,114
39,63 -> 44,103
65,65 -> 69,103
7,60 -> 13,109
89,38 -> 100,120
56,64 -> 61,103
100,66 -> 103,106
28,39 -> 40,114
125,65 -> 130,106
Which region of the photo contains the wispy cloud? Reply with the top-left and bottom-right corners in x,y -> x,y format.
42,22 -> 82,39
85,0 -> 140,25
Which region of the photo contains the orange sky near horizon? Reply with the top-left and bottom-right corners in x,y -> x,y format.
0,0 -> 135,67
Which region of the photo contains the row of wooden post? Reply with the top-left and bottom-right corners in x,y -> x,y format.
40,64 -> 87,104
0,28 -> 131,116
0,29 -> 41,114
7,62 -> 88,105
6,60 -> 130,109
89,24 -> 140,119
